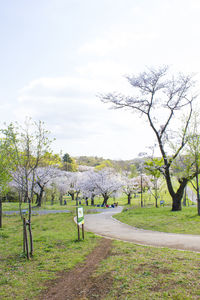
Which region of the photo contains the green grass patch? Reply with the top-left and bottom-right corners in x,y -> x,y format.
94,240 -> 200,299
114,206 -> 200,235
0,213 -> 100,299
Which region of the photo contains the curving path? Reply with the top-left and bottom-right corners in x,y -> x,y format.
4,209 -> 71,215
84,206 -> 200,252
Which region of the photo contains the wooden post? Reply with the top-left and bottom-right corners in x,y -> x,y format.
77,224 -> 80,241
23,218 -> 26,253
82,224 -> 84,240
28,221 -> 33,256
23,218 -> 30,260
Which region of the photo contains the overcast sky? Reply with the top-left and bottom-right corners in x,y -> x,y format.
1,0 -> 200,160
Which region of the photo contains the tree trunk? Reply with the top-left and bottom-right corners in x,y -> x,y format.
69,192 -> 74,200
127,193 -> 132,205
0,197 -> 2,228
91,194 -> 95,206
35,188 -> 44,207
183,188 -> 187,207
171,179 -> 188,211
76,192 -> 80,200
195,174 -> 200,216
51,194 -> 55,205
140,175 -> 143,207
59,194 -> 63,206
85,197 -> 88,206
154,179 -> 158,208
102,194 -> 109,206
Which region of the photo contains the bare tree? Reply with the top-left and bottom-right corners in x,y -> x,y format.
100,66 -> 197,211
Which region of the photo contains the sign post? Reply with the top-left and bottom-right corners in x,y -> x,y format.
76,206 -> 84,241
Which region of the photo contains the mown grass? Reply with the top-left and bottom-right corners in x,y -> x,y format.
114,206 -> 200,235
1,210 -> 200,299
95,240 -> 200,300
0,213 -> 100,299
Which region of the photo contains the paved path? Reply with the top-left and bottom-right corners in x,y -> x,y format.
4,209 -> 71,215
84,207 -> 200,252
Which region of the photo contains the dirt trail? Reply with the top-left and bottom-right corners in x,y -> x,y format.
39,238 -> 113,300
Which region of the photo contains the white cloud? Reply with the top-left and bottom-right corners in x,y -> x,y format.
78,30 -> 158,57
16,73 -> 155,159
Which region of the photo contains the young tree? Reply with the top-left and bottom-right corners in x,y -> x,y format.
2,119 -> 53,255
33,167 -> 61,207
186,112 -> 200,215
145,158 -> 163,207
101,66 -> 197,211
0,138 -> 14,227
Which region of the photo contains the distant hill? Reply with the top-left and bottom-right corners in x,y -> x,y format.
74,155 -> 146,173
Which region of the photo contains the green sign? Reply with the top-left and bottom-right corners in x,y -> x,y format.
77,207 -> 84,225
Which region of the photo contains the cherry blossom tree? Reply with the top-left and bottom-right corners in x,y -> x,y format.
86,168 -> 122,206
122,176 -> 139,205
100,66 -> 197,211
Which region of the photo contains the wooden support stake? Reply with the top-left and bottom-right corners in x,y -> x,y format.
23,218 -> 30,260
82,224 -> 84,240
77,224 -> 80,241
28,221 -> 33,256
23,218 -> 26,253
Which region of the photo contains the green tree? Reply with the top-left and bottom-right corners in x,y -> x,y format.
62,153 -> 78,172
145,158 -> 163,208
95,160 -> 113,170
186,112 -> 200,215
0,142 -> 11,227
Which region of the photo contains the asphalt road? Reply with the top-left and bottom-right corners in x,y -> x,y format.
4,209 -> 71,215
84,206 -> 200,252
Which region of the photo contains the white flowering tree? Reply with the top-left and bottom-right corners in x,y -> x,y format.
122,176 -> 140,205
53,171 -> 71,205
86,168 -> 122,206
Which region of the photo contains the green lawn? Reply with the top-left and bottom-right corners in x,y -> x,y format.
114,206 -> 200,235
95,240 -> 200,299
1,211 -> 200,299
0,213 -> 100,299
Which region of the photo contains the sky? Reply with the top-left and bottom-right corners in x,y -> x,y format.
1,0 -> 200,160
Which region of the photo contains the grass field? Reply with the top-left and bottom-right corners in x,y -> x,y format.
0,213 -> 99,299
114,206 -> 200,235
95,240 -> 200,299
1,211 -> 200,299
1,186 -> 199,298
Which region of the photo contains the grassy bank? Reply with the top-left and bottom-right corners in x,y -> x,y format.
114,206 -> 200,235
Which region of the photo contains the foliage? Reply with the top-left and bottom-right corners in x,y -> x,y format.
95,159 -> 113,170
40,152 -> 62,167
61,153 -> 78,172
